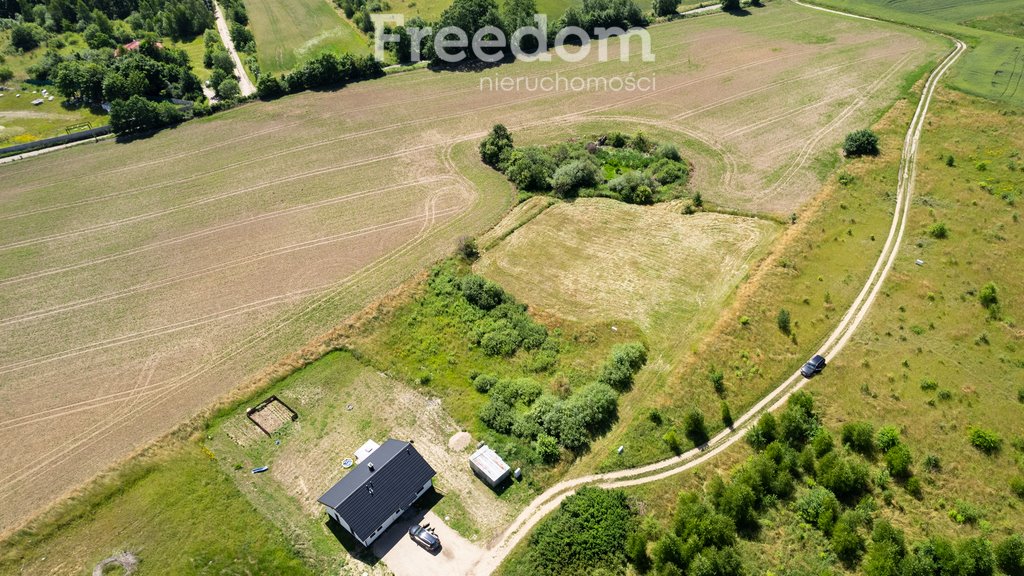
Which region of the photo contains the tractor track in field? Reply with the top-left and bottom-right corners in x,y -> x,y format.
467,2 -> 966,572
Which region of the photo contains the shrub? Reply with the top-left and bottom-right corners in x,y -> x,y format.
527,487 -> 635,574
1010,477 -> 1024,500
708,366 -> 725,396
923,454 -> 941,472
654,143 -> 681,161
776,308 -> 791,334
608,171 -> 655,204
256,74 -> 286,99
779,391 -> 820,448
928,222 -> 949,239
10,22 -> 46,51
843,129 -> 880,157
474,373 -> 498,393
647,158 -> 689,185
607,132 -> 627,147
1018,387 -> 1024,404
683,408 -> 709,446
460,275 -> 506,310
979,282 -> 999,309
796,486 -> 841,533
831,510 -> 865,565
945,155 -> 956,167
535,433 -> 560,464
906,476 -> 923,499
629,131 -> 652,152
721,402 -> 733,429
841,421 -> 875,456
480,124 -> 513,168
663,428 -> 682,454
816,452 -> 870,502
920,378 -> 938,391
948,499 -> 983,525
968,427 -> 1002,454
885,443 -> 913,479
812,428 -> 834,457
597,342 -> 648,391
875,425 -> 901,453
505,146 -> 556,191
653,0 -> 677,16
996,535 -> 1024,576
0,66 -> 12,83
550,159 -> 601,198
746,412 -> 777,451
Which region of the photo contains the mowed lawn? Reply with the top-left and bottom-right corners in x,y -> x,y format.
807,0 -> 1024,106
243,0 -> 369,74
476,199 -> 778,352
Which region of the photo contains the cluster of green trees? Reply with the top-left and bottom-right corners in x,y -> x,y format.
255,52 -> 383,100
515,487 -> 639,576
201,30 -> 241,100
382,0 -> 647,64
480,124 -> 691,204
4,0 -> 211,41
335,0 -> 390,34
476,341 -> 646,458
517,392 -> 1024,576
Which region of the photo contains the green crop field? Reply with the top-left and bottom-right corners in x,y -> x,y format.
805,0 -> 1024,107
243,0 -> 371,74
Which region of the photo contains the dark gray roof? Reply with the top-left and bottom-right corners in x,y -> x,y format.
318,439 -> 435,542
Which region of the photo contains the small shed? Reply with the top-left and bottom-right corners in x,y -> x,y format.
469,444 -> 510,487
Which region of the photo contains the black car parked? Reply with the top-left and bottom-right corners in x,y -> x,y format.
800,354 -> 827,378
409,524 -> 440,551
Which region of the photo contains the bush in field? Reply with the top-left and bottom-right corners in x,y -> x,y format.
10,23 -> 46,51
0,67 -> 13,83
1012,477 -> 1024,500
460,275 -> 507,310
597,342 -> 648,391
885,443 -> 913,479
474,373 -> 498,393
997,535 -> 1024,576
527,488 -> 635,574
831,510 -> 865,565
653,0 -> 677,16
796,486 -> 841,534
256,74 -> 286,100
217,78 -> 241,100
875,425 -> 901,453
550,159 -> 601,198
841,421 -> 876,456
480,124 -> 514,168
776,308 -> 791,334
746,412 -> 778,451
816,452 -> 870,502
969,426 -> 1002,454
647,158 -> 689,185
779,391 -> 820,448
843,129 -> 880,157
534,433 -> 560,464
929,222 -> 949,239
608,171 -> 655,204
683,408 -> 709,446
505,146 -> 557,191
979,282 -> 999,309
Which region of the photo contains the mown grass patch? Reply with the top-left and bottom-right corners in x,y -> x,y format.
0,442 -> 311,576
242,0 -> 369,74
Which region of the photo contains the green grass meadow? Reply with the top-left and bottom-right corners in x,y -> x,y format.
0,443 -> 311,576
242,0 -> 370,75
805,0 -> 1024,107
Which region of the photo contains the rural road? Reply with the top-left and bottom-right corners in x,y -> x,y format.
213,1 -> 257,97
466,3 -> 967,574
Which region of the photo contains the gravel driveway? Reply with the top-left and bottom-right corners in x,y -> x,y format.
374,510 -> 485,576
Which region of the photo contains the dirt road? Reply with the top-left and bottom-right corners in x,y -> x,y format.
466,4 -> 966,574
213,1 -> 257,96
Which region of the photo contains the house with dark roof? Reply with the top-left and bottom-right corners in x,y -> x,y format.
318,439 -> 436,547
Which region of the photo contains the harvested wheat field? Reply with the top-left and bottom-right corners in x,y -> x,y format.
0,2 -> 944,532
